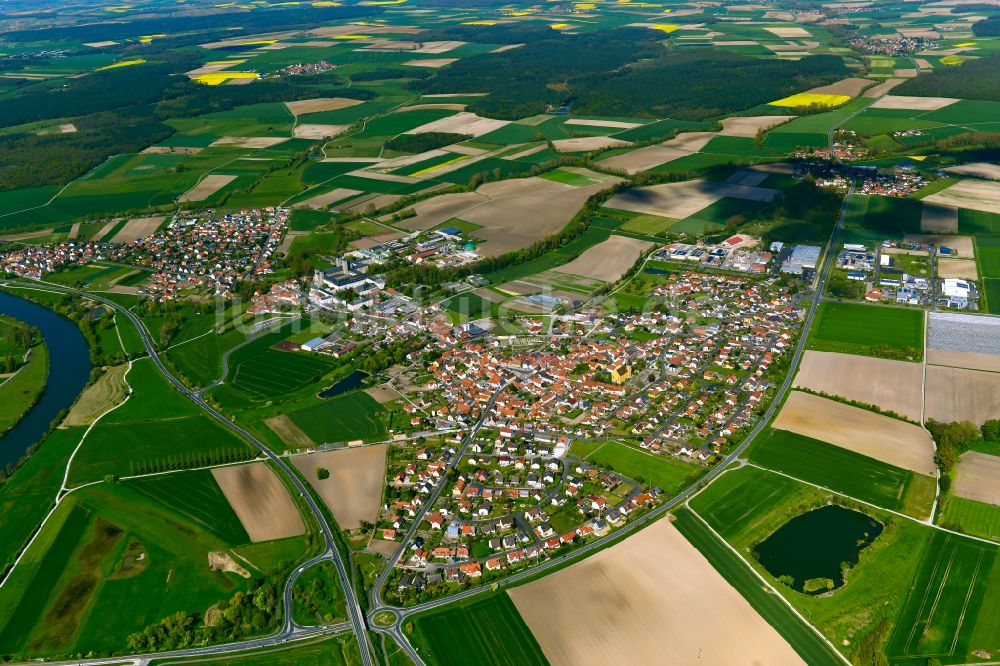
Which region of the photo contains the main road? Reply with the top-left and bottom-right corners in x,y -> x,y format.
0,279 -> 374,666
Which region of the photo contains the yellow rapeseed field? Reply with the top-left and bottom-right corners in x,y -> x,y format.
193,71 -> 260,85
769,92 -> 851,108
96,59 -> 146,71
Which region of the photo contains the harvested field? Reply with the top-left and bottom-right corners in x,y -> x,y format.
68,222 -> 80,239
293,188 -> 363,210
294,124 -> 348,140
924,179 -> 1000,215
564,118 -> 641,129
772,391 -> 936,476
806,77 -> 871,97
58,123 -> 77,134
925,365 -> 1000,425
551,136 -> 632,153
927,349 -> 1000,372
347,170 -> 421,184
606,179 -> 777,219
406,112 -> 509,138
178,175 -> 236,202
402,103 -> 466,111
277,231 -> 306,255
462,178 -> 622,257
503,144 -> 547,161
718,115 -> 793,137
369,539 -> 400,557
265,414 -> 316,448
63,364 -> 129,427
291,446 -> 387,529
945,162 -> 1000,181
212,462 -> 305,542
921,203 -> 958,233
414,40 -> 465,54
765,26 -> 812,37
508,520 -> 805,666
727,169 -> 770,186
403,58 -> 456,68
92,220 -> 117,240
552,236 -> 654,282
937,258 -> 979,279
365,386 -> 401,404
904,233 -> 974,257
209,136 -> 288,149
864,78 -> 905,98
110,216 -> 164,243
344,193 -> 402,213
954,452 -> 1000,505
792,351 -> 923,421
871,95 -> 960,110
284,97 -> 362,116
0,229 -> 51,242
596,131 -> 716,174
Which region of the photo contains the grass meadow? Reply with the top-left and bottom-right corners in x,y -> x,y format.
808,301 -> 924,360
288,391 -> 386,444
940,496 -> 1000,541
579,441 -> 701,494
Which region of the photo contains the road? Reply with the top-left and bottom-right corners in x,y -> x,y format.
0,280 -> 374,666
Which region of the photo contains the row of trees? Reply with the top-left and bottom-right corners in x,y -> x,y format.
927,418 -> 1000,473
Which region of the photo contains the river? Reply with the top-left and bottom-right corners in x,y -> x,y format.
0,290 -> 92,472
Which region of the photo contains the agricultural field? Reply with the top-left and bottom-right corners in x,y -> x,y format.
407,591 -> 547,666
286,392 -> 387,446
792,351 -> 923,421
885,531 -> 1000,664
212,463 -> 305,542
748,427 -> 936,518
925,365 -> 1000,425
509,517 -> 813,665
807,302 -> 924,361
290,445 -> 386,529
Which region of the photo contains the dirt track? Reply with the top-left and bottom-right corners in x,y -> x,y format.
792,351 -> 923,421
212,462 -> 306,542
509,520 -> 805,666
291,445 -> 387,529
773,391 -> 936,476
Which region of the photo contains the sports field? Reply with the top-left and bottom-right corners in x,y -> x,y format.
230,348 -> 335,399
408,592 -> 548,666
886,531 -> 1000,662
582,441 -> 701,494
288,391 -> 387,444
748,429 -> 935,518
808,302 -> 924,361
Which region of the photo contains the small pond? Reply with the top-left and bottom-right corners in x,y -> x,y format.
753,504 -> 883,594
319,370 -> 369,398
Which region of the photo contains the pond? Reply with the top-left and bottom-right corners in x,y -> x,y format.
0,290 -> 92,472
319,369 -> 368,399
753,504 -> 883,594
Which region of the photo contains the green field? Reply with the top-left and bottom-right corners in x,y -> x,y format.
808,301 -> 924,361
845,195 -> 923,239
959,209 -> 1000,236
941,496 -> 1000,541
0,343 -> 48,433
408,591 -> 548,666
127,470 -> 250,545
166,326 -> 246,388
0,476 -> 306,657
442,292 -> 495,321
580,441 -> 701,494
886,530 -> 1000,663
672,509 -> 844,666
748,427 -> 935,517
288,391 -> 386,444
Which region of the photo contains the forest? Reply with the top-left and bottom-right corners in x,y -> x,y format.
894,54 -> 1000,101
416,29 -> 849,120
